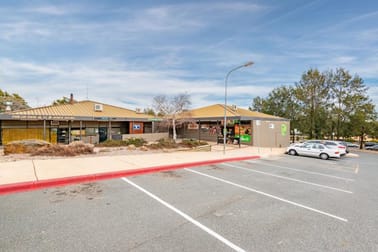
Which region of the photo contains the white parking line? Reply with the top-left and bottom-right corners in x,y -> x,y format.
185,169 -> 348,222
222,163 -> 353,194
246,160 -> 355,182
121,177 -> 246,252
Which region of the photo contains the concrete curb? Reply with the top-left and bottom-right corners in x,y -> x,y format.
0,155 -> 260,195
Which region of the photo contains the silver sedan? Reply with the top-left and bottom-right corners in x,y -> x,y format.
286,143 -> 341,160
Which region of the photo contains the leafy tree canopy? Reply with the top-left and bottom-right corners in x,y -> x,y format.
0,89 -> 30,112
52,96 -> 77,106
250,68 -> 377,144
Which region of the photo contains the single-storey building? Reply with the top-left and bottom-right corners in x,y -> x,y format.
176,104 -> 290,148
0,99 -> 289,148
0,99 -> 166,145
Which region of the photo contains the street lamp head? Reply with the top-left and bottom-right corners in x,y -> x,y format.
244,61 -> 254,67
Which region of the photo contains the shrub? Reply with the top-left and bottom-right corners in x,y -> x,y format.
31,144 -> 76,156
68,141 -> 94,155
125,138 -> 147,147
95,138 -> 146,147
146,138 -> 208,150
4,139 -> 51,155
96,140 -> 127,147
31,141 -> 94,156
147,138 -> 178,149
157,138 -> 179,148
180,139 -> 208,148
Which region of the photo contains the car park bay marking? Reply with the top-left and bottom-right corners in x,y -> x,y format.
246,161 -> 355,182
222,163 -> 353,194
121,178 -> 246,252
185,169 -> 348,222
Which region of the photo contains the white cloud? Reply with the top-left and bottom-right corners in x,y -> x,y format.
1,59 -> 64,76
23,5 -> 70,16
0,1 -> 376,111
0,2 -> 266,42
0,57 -> 284,110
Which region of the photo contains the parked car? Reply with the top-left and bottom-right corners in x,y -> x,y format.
365,144 -> 378,151
305,140 -> 347,155
364,142 -> 376,148
286,143 -> 341,160
346,142 -> 359,148
335,141 -> 350,153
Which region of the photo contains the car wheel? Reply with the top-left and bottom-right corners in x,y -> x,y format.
288,149 -> 297,155
320,153 -> 329,160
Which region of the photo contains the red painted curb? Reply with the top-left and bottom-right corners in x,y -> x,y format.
0,155 -> 260,195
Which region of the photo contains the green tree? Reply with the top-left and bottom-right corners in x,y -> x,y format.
251,86 -> 300,142
0,89 -> 30,112
250,96 -> 266,112
52,96 -> 71,105
328,68 -> 371,139
249,67 -> 376,142
295,69 -> 330,139
346,103 -> 376,148
369,121 -> 378,139
143,108 -> 156,116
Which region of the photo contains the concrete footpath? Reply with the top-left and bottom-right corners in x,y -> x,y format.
0,145 -> 285,195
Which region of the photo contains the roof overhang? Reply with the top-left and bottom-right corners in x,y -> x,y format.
188,116 -> 289,122
0,114 -> 154,122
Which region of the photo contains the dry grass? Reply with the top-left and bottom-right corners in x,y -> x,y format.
4,139 -> 94,156
31,141 -> 94,156
3,138 -> 207,158
146,138 -> 208,150
4,139 -> 51,155
147,138 -> 179,149
96,138 -> 147,147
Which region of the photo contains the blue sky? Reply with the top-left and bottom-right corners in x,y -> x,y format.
1,0 -> 377,110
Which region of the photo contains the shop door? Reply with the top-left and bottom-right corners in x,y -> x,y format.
99,127 -> 107,142
57,128 -> 69,144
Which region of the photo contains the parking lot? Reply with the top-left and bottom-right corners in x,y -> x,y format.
1,151 -> 377,251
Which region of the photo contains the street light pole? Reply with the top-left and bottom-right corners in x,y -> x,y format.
223,61 -> 254,155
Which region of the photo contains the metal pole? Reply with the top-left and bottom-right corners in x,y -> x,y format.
80,121 -> 82,141
198,120 -> 201,142
238,120 -> 241,148
223,61 -> 254,155
108,120 -> 112,140
68,121 -> 71,144
43,119 -> 46,141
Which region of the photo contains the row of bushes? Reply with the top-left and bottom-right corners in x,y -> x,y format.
4,138 -> 209,156
31,142 -> 94,156
4,140 -> 94,156
97,138 -> 208,149
95,138 -> 147,147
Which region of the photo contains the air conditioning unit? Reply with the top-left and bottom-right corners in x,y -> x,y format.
94,104 -> 103,112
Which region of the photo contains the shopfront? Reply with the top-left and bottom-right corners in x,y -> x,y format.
176,104 -> 290,148
0,100 -> 157,145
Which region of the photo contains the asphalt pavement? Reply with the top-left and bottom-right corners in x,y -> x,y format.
1,151 -> 377,251
0,144 -> 285,194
